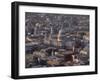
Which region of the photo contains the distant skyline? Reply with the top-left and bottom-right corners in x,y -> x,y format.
25,12 -> 89,34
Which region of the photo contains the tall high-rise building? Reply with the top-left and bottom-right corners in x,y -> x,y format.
57,28 -> 62,47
